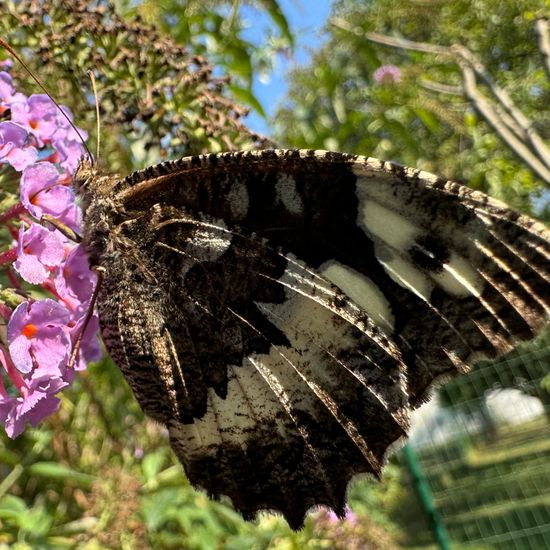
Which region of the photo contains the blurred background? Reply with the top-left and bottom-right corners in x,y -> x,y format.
0,1 -> 549,548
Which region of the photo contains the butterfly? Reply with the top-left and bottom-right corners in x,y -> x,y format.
74,148 -> 550,529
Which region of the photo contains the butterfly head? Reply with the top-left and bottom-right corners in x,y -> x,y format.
73,155 -> 97,197
72,155 -> 118,207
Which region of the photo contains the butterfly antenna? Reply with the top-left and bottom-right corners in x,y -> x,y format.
0,37 -> 93,162
87,70 -> 101,162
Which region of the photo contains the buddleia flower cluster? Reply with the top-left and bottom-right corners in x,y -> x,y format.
0,59 -> 101,438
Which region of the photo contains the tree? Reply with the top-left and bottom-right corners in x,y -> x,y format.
0,0 -> 275,177
119,0 -> 294,117
274,0 -> 550,216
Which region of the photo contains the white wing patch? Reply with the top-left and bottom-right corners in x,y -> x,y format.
172,256 -> 408,461
359,196 -> 421,252
376,249 -> 434,301
225,179 -> 250,221
255,266 -> 407,410
275,173 -> 304,214
189,226 -> 232,261
319,259 -> 395,332
432,252 -> 483,297
355,174 -> 483,299
169,361 -> 290,457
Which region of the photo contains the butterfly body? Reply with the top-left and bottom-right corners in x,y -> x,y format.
75,149 -> 550,528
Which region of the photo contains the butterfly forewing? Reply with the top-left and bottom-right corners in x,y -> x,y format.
77,149 -> 550,528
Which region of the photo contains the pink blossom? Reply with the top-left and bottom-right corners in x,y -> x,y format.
14,223 -> 66,284
373,64 -> 401,85
0,58 -> 98,438
7,299 -> 71,376
0,121 -> 38,171
55,244 -> 97,313
20,161 -> 78,229
11,94 -> 59,146
68,313 -> 102,373
0,371 -> 68,438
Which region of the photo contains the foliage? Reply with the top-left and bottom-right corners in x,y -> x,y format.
274,0 -> 550,216
0,0 -> 272,177
118,0 -> 294,117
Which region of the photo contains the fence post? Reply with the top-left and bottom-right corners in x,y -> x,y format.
403,443 -> 452,550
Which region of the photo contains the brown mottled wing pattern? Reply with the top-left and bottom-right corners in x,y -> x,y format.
77,149 -> 550,529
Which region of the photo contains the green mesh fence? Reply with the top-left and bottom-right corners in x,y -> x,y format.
398,331 -> 550,550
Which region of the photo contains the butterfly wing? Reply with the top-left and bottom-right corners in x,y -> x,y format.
88,149 -> 550,528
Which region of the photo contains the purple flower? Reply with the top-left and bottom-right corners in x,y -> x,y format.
54,105 -> 88,144
14,223 -> 66,284
0,344 -> 25,397
0,58 -> 99,438
0,70 -> 21,114
7,299 -> 71,376
320,505 -> 357,525
58,202 -> 83,232
11,94 -> 58,146
0,71 -> 15,115
0,121 -> 38,171
52,136 -> 88,174
50,106 -> 88,174
343,506 -> 357,526
20,161 -> 75,222
0,343 -> 67,439
373,64 -> 401,85
55,244 -> 97,314
0,373 -> 68,439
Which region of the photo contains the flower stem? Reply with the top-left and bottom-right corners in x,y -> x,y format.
0,247 -> 17,265
0,202 -> 26,223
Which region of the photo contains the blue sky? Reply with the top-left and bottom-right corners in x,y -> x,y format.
241,0 -> 333,136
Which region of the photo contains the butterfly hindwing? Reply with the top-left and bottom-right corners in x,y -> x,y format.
78,149 -> 550,527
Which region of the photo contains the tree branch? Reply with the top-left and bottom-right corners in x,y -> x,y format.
331,18 -> 450,56
418,79 -> 463,96
535,18 -> 550,81
451,44 -> 550,172
461,65 -> 550,184
332,18 -> 550,185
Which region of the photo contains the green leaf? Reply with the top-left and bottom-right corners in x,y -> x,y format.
141,449 -> 166,481
412,107 -> 440,134
27,462 -> 96,487
17,505 -> 51,537
228,84 -> 266,117
0,494 -> 27,518
141,487 -> 181,531
258,0 -> 294,46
